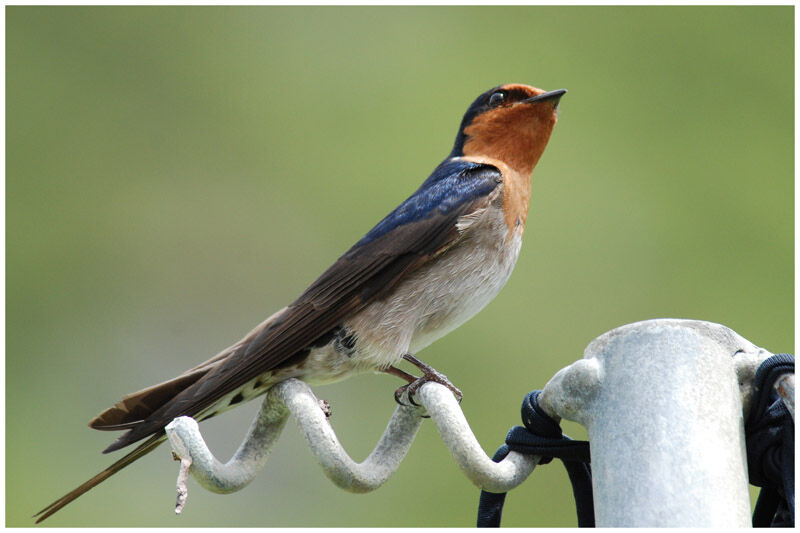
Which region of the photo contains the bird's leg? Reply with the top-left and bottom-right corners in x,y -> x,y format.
394,353 -> 463,406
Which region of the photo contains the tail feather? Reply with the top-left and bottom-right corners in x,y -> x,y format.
89,369 -> 209,431
34,434 -> 164,523
89,309 -> 287,433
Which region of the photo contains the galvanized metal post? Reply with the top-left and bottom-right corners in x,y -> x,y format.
539,319 -> 773,527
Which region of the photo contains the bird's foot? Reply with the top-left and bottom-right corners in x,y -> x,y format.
392,353 -> 463,407
382,366 -> 419,406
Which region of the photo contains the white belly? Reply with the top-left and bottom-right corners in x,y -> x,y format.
342,201 -> 523,371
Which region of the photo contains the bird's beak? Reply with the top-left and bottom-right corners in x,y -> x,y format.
522,89 -> 567,108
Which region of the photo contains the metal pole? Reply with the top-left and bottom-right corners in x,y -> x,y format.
539,319 -> 771,527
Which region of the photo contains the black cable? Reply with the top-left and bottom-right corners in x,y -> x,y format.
745,353 -> 794,527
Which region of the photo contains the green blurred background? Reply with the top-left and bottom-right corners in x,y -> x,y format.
7,6 -> 793,527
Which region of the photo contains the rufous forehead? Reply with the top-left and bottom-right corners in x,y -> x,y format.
499,83 -> 545,98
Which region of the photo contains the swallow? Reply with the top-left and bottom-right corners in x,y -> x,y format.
35,83 -> 565,522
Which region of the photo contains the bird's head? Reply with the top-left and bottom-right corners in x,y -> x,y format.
451,84 -> 566,176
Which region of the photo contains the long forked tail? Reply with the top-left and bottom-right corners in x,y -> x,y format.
33,434 -> 164,523
34,310 -> 287,523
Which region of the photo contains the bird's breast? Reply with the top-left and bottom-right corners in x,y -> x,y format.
345,194 -> 524,369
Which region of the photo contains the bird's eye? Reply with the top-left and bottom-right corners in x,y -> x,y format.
488,91 -> 506,107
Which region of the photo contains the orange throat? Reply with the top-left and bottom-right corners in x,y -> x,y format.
461,106 -> 557,237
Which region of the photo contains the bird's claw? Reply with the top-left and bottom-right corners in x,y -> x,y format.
394,368 -> 463,407
393,386 -> 407,406
388,354 -> 462,412
393,384 -> 430,418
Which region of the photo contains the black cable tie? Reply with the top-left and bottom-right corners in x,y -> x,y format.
477,391 -> 592,527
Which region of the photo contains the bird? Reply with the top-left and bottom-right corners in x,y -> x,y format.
35,83 -> 565,523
